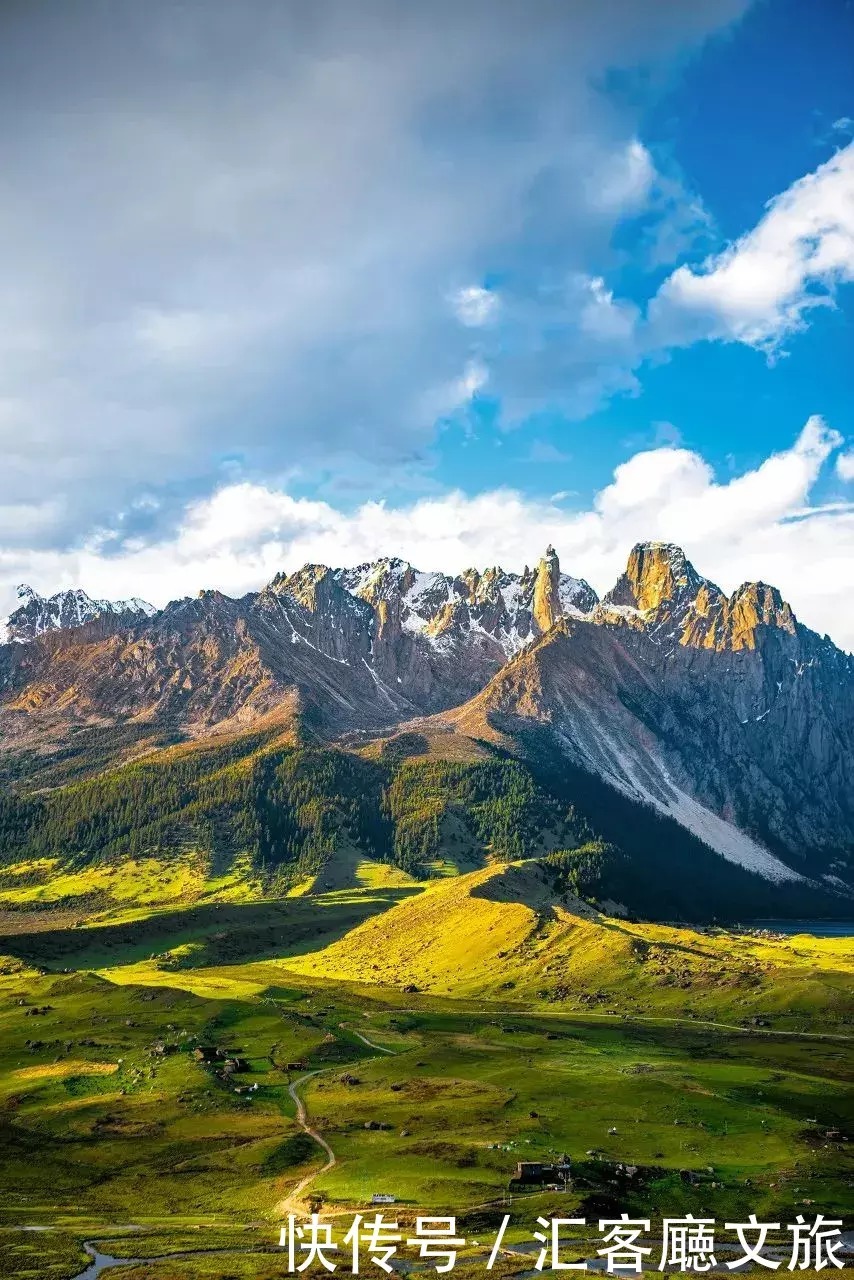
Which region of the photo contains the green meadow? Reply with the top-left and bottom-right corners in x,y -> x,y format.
0,858 -> 851,1280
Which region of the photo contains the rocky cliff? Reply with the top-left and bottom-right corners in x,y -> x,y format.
0,549 -> 597,735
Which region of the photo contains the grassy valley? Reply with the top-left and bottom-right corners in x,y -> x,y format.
0,730 -> 850,1278
0,855 -> 851,1278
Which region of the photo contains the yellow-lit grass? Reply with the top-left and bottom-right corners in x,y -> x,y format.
282,861 -> 854,1026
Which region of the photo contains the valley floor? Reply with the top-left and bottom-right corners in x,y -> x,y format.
0,867 -> 851,1280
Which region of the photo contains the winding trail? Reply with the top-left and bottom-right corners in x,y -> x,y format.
274,1020 -> 399,1217
279,1070 -> 338,1214
271,998 -> 852,1227
346,1026 -> 396,1054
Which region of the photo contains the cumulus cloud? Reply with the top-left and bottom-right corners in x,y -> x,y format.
650,142 -> 854,347
838,451 -> 854,481
4,416 -> 853,650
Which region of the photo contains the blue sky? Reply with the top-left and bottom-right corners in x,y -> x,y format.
1,0 -> 853,644
428,0 -> 854,506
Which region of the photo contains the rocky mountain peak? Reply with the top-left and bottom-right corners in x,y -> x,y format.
1,585 -> 155,645
258,551 -> 599,664
600,545 -> 805,656
720,581 -> 797,652
533,545 -> 562,633
271,563 -> 331,606
605,542 -> 709,615
336,558 -> 418,608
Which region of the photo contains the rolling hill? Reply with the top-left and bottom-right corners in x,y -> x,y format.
280,859 -> 854,1026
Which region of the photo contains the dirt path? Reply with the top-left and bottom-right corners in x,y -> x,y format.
345,1026 -> 395,1054
278,1069 -> 337,1215
274,1024 -> 398,1217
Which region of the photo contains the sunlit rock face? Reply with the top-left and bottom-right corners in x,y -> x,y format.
532,545 -> 562,635
605,541 -> 706,616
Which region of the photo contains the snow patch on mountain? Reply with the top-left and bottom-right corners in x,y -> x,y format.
2,585 -> 156,645
331,552 -> 598,658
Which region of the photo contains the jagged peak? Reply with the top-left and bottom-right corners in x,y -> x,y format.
533,544 -> 562,633
728,580 -> 797,634
605,541 -> 714,615
334,557 -> 420,599
8,583 -> 155,614
268,562 -> 354,602
196,588 -> 232,603
265,563 -> 372,619
2,583 -> 155,646
263,550 -> 598,654
16,583 -> 92,606
269,561 -> 332,585
732,579 -> 786,604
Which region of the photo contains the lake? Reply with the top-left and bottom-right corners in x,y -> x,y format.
747,919 -> 854,938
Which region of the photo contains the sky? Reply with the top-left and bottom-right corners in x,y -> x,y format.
1,0 -> 854,645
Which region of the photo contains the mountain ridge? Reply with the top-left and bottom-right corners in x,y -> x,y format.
1,541 -> 851,909
1,583 -> 155,646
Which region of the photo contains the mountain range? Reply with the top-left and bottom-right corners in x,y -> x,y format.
0,541 -> 852,919
0,583 -> 155,645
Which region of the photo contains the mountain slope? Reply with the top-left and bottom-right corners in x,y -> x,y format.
284,860 -> 854,1022
434,547 -> 853,890
0,541 -> 851,918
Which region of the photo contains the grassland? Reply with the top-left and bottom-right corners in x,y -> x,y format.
282,862 -> 854,1031
0,852 -> 850,1280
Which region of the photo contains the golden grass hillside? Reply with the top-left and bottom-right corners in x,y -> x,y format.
285,861 -> 854,1028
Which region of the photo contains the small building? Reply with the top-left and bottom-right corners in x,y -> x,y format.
512,1158 -> 572,1188
193,1046 -> 218,1063
221,1056 -> 249,1076
372,1194 -> 396,1205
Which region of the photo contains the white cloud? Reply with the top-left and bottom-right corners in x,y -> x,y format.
452,285 -> 500,327
4,416 -> 854,650
650,142 -> 854,347
431,358 -> 490,415
838,451 -> 854,481
579,276 -> 639,340
588,139 -> 655,212
597,414 -> 842,542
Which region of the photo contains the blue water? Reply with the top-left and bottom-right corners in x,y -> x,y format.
748,920 -> 854,938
